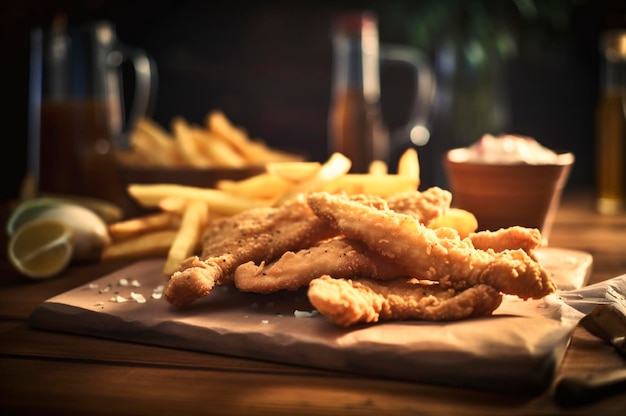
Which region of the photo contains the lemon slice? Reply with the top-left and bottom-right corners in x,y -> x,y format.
39,193 -> 124,223
6,196 -> 121,237
8,218 -> 75,279
6,197 -> 65,236
7,200 -> 110,261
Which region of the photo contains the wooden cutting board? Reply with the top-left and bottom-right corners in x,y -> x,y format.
28,248 -> 592,394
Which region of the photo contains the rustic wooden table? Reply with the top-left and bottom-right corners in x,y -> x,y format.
1,189 -> 625,415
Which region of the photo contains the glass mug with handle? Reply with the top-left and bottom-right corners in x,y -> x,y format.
328,11 -> 435,174
27,17 -> 157,206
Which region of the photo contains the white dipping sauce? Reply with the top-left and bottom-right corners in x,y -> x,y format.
450,134 -> 560,165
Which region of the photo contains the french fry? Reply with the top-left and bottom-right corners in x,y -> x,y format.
265,161 -> 321,182
274,152 -> 352,205
397,147 -> 420,189
215,173 -> 294,200
127,183 -> 268,215
158,196 -> 189,215
171,117 -> 214,168
101,229 -> 179,262
205,111 -> 258,161
118,110 -> 303,168
129,129 -> 178,167
427,208 -> 478,239
133,118 -> 184,166
368,160 -> 388,175
206,110 -> 301,164
108,212 -> 180,242
163,200 -> 210,275
136,117 -> 174,145
195,130 -> 248,168
320,174 -> 417,197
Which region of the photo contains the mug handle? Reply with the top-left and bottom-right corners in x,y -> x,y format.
109,45 -> 158,149
380,44 -> 436,149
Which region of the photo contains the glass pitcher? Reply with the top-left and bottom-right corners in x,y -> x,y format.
328,11 -> 435,173
27,17 -> 157,204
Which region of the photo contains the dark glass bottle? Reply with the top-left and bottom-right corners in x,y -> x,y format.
596,30 -> 626,214
328,12 -> 388,174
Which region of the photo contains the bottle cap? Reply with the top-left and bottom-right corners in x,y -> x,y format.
333,11 -> 377,37
601,30 -> 626,60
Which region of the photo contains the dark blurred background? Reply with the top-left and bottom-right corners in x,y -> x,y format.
2,0 -> 625,201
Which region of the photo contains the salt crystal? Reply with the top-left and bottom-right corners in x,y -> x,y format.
99,284 -> 112,294
294,310 -> 319,318
151,284 -> 165,300
130,292 -> 146,304
110,295 -> 128,303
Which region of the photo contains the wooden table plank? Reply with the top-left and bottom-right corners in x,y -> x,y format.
0,322 -> 340,377
0,357 -> 563,416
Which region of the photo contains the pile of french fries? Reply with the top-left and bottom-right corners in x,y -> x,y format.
116,110 -> 303,168
102,147 -> 478,276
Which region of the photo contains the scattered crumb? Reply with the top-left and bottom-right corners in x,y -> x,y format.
294,310 -> 319,318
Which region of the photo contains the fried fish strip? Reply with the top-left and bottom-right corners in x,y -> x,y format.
308,275 -> 503,327
307,192 -> 555,300
163,196 -> 336,308
385,186 -> 452,225
468,226 -> 542,253
234,238 -> 412,294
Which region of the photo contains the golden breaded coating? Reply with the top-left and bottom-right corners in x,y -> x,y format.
308,275 -> 503,327
164,196 -> 336,308
468,226 -> 542,253
385,186 -> 452,225
307,192 -> 556,300
234,238 -> 413,294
